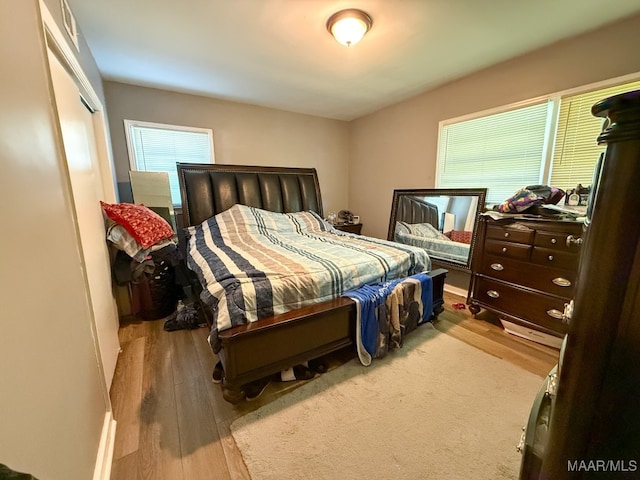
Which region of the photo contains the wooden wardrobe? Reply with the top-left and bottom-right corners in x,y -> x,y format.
540,90 -> 640,478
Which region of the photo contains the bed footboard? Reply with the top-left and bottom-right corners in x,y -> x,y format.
217,268 -> 447,403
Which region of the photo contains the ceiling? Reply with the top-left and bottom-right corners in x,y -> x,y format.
67,0 -> 640,121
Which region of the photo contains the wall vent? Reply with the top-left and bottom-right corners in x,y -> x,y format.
61,0 -> 79,52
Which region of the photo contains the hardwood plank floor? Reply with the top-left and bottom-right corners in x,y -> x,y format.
109,291 -> 559,479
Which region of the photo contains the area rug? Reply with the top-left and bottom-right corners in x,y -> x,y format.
231,323 -> 544,480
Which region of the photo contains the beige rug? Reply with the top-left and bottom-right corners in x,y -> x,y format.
231,324 -> 544,480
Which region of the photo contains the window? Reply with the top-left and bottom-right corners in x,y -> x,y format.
124,120 -> 214,205
437,79 -> 640,204
437,101 -> 552,204
550,79 -> 640,189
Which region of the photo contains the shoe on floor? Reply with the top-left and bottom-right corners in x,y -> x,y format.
280,364 -> 315,382
308,357 -> 328,374
212,361 -> 223,384
244,377 -> 271,401
293,364 -> 315,380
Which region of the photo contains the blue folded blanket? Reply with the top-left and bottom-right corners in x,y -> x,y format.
344,273 -> 433,365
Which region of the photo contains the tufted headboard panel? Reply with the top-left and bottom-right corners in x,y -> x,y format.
397,195 -> 439,228
177,163 -> 324,227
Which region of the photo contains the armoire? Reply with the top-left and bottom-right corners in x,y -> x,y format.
522,90 -> 640,478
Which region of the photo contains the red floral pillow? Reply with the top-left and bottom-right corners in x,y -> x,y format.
444,230 -> 473,244
100,202 -> 174,249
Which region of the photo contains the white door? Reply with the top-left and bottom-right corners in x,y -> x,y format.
48,51 -> 120,388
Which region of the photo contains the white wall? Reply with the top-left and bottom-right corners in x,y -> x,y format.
0,1 -> 109,478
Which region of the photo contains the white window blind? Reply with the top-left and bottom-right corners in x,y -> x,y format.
437,101 -> 550,204
124,120 -> 214,205
550,80 -> 640,191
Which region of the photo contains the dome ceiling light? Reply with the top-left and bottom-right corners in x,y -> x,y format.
326,9 -> 373,47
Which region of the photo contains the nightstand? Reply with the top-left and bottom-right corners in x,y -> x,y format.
334,223 -> 362,234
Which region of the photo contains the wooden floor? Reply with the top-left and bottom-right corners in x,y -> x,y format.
109,291 -> 559,479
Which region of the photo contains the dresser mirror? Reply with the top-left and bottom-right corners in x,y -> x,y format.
387,188 -> 487,270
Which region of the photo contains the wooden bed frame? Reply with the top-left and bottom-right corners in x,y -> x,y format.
177,163 -> 447,403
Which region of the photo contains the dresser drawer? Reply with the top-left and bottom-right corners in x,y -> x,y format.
480,254 -> 577,298
473,277 -> 569,333
486,224 -> 534,244
531,247 -> 579,270
534,230 -> 582,252
485,239 -> 531,260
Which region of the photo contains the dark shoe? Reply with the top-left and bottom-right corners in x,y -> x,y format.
293,364 -> 315,380
308,357 -> 328,374
212,361 -> 223,384
244,377 -> 271,401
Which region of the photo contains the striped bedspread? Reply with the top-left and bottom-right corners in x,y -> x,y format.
395,221 -> 470,264
185,205 -> 431,348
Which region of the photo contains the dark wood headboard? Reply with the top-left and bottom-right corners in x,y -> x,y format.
177,163 -> 324,227
396,195 -> 439,229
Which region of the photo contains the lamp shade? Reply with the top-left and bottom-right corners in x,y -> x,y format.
326,9 -> 372,47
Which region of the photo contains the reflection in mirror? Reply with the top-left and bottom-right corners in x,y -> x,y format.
387,188 -> 487,271
129,170 -> 177,231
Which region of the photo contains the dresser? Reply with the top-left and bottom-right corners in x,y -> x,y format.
468,214 -> 584,339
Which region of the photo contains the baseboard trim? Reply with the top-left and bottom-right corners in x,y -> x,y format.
443,284 -> 468,298
93,412 -> 117,480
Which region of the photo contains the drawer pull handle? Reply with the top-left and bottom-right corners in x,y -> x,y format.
548,255 -> 554,261
551,238 -> 557,244
502,247 -> 508,253
487,290 -> 500,299
504,232 -> 510,238
546,371 -> 559,396
552,277 -> 572,287
563,301 -> 574,325
566,235 -> 583,248
546,309 -> 564,320
516,427 -> 526,453
490,263 -> 504,271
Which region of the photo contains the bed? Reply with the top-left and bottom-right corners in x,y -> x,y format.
177,163 -> 447,403
393,195 -> 472,265
394,221 -> 471,265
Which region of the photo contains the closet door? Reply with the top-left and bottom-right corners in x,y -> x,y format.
48,50 -> 120,388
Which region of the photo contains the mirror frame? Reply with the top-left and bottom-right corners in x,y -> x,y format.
387,188 -> 487,271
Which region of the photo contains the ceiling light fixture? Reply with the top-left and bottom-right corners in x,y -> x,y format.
326,9 -> 372,47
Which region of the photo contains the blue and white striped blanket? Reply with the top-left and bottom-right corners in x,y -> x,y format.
185,205 -> 431,351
